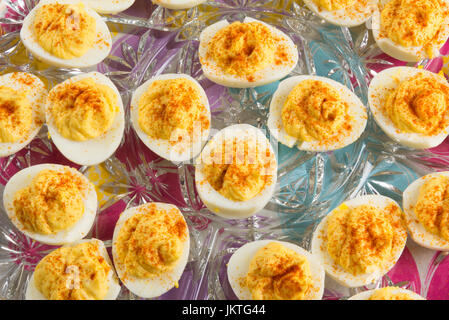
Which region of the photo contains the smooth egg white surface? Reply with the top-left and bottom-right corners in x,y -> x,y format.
20,0 -> 112,68
152,0 -> 207,10
303,0 -> 376,27
267,75 -> 367,152
46,72 -> 125,166
112,202 -> 190,299
198,17 -> 298,88
368,66 -> 449,149
130,73 -> 211,163
26,238 -> 121,300
348,287 -> 425,300
0,72 -> 47,157
403,171 -> 449,251
371,0 -> 449,62
311,195 -> 407,288
82,0 -> 135,13
227,240 -> 325,300
195,124 -> 277,219
3,164 -> 98,245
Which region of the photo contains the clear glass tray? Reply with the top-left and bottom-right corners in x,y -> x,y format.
0,0 -> 448,300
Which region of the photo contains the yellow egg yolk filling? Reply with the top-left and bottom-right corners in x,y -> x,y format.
33,3 -> 96,60
115,204 -> 187,279
34,242 -> 111,300
13,169 -> 86,235
281,80 -> 349,142
48,78 -> 118,141
206,22 -> 276,78
245,242 -> 313,300
0,86 -> 32,143
369,287 -> 415,300
138,78 -> 209,144
415,175 -> 449,241
380,0 -> 447,57
385,73 -> 449,135
202,138 -> 275,202
326,204 -> 405,275
313,0 -> 355,11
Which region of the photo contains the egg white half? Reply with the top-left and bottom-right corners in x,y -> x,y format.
26,238 -> 121,300
348,287 -> 425,300
46,71 -> 125,166
403,171 -> 449,251
152,0 -> 207,10
368,66 -> 449,149
130,73 -> 211,163
195,124 -> 277,219
227,240 -> 325,300
267,75 -> 367,152
20,0 -> 112,68
198,17 -> 298,88
3,164 -> 98,245
311,195 -> 407,288
303,0 -> 376,27
371,0 -> 449,62
0,72 -> 47,157
112,202 -> 190,299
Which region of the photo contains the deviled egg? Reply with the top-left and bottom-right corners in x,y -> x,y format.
368,66 -> 449,149
46,72 -> 125,166
304,0 -> 376,27
311,195 -> 407,288
112,202 -> 190,298
20,0 -> 112,68
152,0 -> 206,10
267,75 -> 367,152
403,171 -> 449,251
372,0 -> 449,62
227,240 -> 325,300
195,124 -> 277,219
3,164 -> 98,245
198,17 -> 298,88
0,72 -> 47,157
130,73 -> 211,163
26,239 -> 121,300
349,287 -> 425,300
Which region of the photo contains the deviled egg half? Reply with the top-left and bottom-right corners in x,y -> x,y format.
26,239 -> 121,300
304,0 -> 376,27
0,72 -> 47,157
46,72 -> 125,166
267,75 -> 367,152
82,0 -> 135,14
131,73 -> 211,163
403,171 -> 449,251
20,0 -> 112,68
3,164 -> 98,245
311,195 -> 407,288
368,66 -> 449,149
152,0 -> 207,10
198,17 -> 298,88
228,240 -> 325,300
372,0 -> 449,62
195,124 -> 277,219
349,287 -> 425,300
112,202 -> 190,298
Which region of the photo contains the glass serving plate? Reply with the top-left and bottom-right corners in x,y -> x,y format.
0,0 -> 448,300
